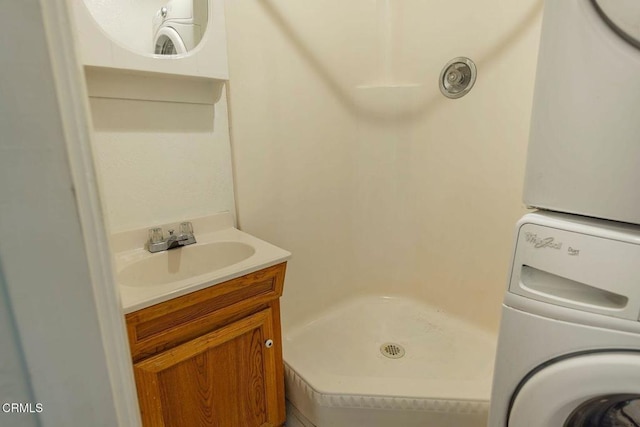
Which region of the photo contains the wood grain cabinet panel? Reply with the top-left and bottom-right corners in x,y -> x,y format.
126,263 -> 287,427
134,309 -> 279,426
126,263 -> 286,362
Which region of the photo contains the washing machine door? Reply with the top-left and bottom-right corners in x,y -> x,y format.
592,0 -> 640,48
508,353 -> 640,426
154,27 -> 187,55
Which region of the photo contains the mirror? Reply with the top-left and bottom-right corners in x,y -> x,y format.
82,0 -> 208,56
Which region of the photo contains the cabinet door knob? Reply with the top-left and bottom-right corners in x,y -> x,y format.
265,339 -> 274,348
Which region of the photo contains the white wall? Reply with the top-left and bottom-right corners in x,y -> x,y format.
86,70 -> 235,233
0,272 -> 37,427
0,1 -> 128,424
225,0 -> 543,332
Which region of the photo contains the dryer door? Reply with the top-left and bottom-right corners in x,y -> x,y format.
592,0 -> 640,48
154,27 -> 187,55
509,353 -> 640,426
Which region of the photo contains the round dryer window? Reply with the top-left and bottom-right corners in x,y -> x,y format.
592,0 -> 640,49
508,352 -> 640,426
154,27 -> 187,55
565,394 -> 640,426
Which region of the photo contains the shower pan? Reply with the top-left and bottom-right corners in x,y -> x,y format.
283,296 -> 496,427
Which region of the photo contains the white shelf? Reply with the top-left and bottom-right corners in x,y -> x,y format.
70,0 -> 228,80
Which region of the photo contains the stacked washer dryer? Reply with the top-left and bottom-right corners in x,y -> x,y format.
489,0 -> 640,425
153,0 -> 207,55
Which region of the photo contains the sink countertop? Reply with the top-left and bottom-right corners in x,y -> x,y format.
111,212 -> 291,314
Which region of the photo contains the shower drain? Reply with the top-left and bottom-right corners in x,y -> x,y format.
380,342 -> 406,359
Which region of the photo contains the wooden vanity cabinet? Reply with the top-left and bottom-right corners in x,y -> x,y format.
125,263 -> 287,427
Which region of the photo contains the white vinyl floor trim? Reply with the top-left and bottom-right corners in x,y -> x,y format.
283,295 -> 497,426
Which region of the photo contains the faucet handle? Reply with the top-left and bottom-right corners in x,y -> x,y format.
179,222 -> 194,236
148,227 -> 163,244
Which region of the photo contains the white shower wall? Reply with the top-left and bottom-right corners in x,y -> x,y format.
225,0 -> 543,332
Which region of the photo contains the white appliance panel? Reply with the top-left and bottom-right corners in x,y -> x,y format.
488,212 -> 640,426
523,0 -> 640,224
509,222 -> 640,321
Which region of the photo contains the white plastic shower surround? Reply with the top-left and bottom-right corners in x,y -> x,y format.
283,295 -> 496,427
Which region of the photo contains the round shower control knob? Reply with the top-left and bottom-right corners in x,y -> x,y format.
439,57 -> 477,99
447,69 -> 465,85
265,339 -> 274,348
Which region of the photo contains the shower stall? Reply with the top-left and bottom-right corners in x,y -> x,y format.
224,0 -> 543,425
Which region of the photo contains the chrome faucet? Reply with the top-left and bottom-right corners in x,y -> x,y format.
147,222 -> 197,253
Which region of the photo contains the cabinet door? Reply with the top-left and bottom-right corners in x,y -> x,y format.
134,308 -> 279,427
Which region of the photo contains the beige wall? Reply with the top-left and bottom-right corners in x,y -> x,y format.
226,0 -> 543,332
86,71 -> 235,233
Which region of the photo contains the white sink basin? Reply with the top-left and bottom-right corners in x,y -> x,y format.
112,213 -> 291,313
118,241 -> 256,287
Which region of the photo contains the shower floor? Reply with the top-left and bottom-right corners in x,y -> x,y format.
283,295 -> 497,427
